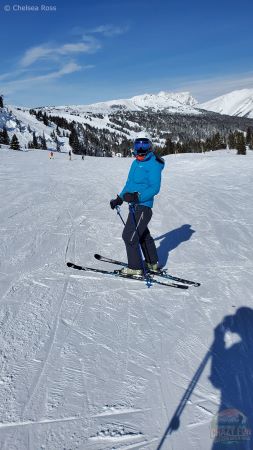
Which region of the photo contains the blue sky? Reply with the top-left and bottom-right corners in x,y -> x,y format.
1,0 -> 253,106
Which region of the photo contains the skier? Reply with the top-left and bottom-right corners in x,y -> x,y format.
110,134 -> 164,277
69,150 -> 72,161
49,151 -> 54,159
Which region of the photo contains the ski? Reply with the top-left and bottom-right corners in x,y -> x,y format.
94,254 -> 200,287
67,262 -> 188,290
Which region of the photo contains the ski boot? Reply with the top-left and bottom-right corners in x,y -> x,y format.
145,262 -> 161,274
118,267 -> 143,279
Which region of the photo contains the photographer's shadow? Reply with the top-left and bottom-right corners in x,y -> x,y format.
155,224 -> 195,267
210,307 -> 253,450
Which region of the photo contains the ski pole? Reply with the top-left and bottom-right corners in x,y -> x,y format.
156,349 -> 212,449
115,206 -> 126,226
129,204 -> 149,282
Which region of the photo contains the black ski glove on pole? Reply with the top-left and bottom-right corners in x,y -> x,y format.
110,195 -> 123,210
123,192 -> 139,203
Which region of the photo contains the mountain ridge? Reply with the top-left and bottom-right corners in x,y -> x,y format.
41,90 -> 200,115
200,88 -> 253,118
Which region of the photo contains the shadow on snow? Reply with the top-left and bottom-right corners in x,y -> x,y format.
156,307 -> 253,450
154,224 -> 195,268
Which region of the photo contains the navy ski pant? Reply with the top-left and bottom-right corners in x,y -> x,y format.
122,205 -> 158,270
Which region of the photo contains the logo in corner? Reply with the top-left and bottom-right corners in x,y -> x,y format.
210,408 -> 251,444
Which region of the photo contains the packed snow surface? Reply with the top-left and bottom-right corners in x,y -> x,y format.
200,88 -> 253,118
0,148 -> 253,449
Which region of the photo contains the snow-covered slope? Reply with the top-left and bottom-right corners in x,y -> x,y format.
200,88 -> 253,118
0,148 -> 253,449
43,91 -> 200,115
0,105 -> 71,152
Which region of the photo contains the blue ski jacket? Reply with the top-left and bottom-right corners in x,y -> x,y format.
119,152 -> 165,208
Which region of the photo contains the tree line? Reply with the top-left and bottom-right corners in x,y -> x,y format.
157,129 -> 252,156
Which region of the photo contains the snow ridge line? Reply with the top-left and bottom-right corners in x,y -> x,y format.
21,278 -> 70,417
0,415 -> 81,429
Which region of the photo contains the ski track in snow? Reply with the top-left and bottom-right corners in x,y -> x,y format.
0,148 -> 253,449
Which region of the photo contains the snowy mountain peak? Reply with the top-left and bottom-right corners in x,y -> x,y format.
60,90 -> 200,114
130,90 -> 197,109
200,88 -> 253,118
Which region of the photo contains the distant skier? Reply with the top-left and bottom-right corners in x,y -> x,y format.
69,150 -> 72,161
110,134 -> 164,277
49,151 -> 54,159
81,155 -> 84,160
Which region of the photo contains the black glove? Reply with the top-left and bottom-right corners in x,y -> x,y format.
110,195 -> 123,210
123,192 -> 139,203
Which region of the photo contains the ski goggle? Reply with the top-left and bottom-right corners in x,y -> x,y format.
134,138 -> 152,155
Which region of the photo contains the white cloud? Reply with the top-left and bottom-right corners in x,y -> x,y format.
21,46 -> 53,67
0,68 -> 27,81
35,62 -> 83,80
92,24 -> 129,37
59,43 -> 95,54
20,40 -> 100,67
0,34 -> 98,98
0,63 -> 93,95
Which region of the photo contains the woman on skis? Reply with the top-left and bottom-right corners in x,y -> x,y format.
110,134 -> 164,277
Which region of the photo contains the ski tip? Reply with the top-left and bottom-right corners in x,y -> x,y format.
94,254 -> 101,260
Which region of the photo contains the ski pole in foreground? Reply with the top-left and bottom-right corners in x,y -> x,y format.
156,349 -> 212,449
115,205 -> 126,226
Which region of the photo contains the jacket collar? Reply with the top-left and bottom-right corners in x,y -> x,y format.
136,152 -> 153,163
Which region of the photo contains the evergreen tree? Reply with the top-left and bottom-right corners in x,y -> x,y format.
32,131 -> 39,149
36,110 -> 43,122
118,137 -> 131,157
246,127 -> 252,147
10,134 -> 20,150
55,136 -> 61,152
211,132 -> 226,150
204,137 -> 212,151
175,142 -> 182,154
16,119 -> 22,132
162,137 -> 175,155
0,95 -> 3,108
40,132 -> 47,150
69,128 -> 80,153
0,126 -> 10,145
228,132 -> 236,149
43,112 -> 49,126
236,132 -> 246,155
